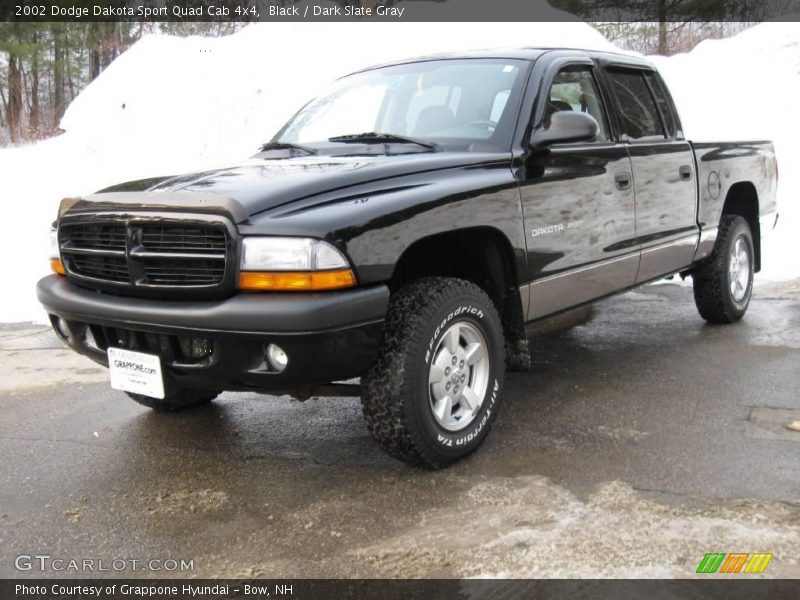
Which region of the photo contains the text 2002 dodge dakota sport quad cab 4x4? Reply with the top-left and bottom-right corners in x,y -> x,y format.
38,48 -> 778,467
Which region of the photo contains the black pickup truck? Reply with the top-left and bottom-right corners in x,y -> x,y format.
38,48 -> 778,467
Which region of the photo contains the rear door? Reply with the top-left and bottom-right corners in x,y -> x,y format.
520,59 -> 638,320
602,66 -> 699,283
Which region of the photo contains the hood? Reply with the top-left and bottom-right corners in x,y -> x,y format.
82,152 -> 509,223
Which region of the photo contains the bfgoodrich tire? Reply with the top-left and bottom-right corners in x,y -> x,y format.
126,388 -> 219,411
693,215 -> 755,324
361,277 -> 505,468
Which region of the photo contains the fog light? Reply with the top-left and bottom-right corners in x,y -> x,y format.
266,344 -> 288,372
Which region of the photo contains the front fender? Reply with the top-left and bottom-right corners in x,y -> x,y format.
241,159 -> 527,286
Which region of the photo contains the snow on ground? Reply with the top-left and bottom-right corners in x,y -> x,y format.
0,19 -> 797,322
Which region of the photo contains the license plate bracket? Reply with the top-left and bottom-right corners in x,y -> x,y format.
108,347 -> 165,399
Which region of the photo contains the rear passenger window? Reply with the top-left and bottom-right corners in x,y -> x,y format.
605,68 -> 665,140
645,72 -> 678,138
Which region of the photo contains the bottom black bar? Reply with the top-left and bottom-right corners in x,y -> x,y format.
2,579 -> 799,600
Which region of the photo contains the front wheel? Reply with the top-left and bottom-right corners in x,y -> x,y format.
361,277 -> 505,468
692,215 -> 755,323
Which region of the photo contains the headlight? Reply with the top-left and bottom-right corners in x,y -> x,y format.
238,237 -> 356,291
241,237 -> 349,271
49,229 -> 65,275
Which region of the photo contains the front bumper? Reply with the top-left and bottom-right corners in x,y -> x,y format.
37,275 -> 389,392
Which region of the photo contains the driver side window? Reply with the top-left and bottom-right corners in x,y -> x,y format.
546,66 -> 610,142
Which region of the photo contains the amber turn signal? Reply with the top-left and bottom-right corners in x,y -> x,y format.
51,258 -> 66,275
238,269 -> 356,291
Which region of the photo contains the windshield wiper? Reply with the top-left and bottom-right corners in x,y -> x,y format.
328,132 -> 438,151
259,142 -> 318,156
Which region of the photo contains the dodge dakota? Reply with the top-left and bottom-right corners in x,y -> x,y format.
38,48 -> 778,467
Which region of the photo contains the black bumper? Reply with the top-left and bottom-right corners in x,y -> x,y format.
37,275 -> 389,392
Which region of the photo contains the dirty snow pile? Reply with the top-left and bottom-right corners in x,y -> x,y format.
0,18 -> 798,322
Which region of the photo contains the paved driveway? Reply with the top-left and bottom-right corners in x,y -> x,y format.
1,282 -> 798,578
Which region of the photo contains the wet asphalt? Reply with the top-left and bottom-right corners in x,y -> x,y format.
0,282 -> 798,578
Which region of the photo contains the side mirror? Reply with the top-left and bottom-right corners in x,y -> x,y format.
531,111 -> 599,148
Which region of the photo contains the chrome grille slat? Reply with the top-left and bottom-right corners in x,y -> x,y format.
61,246 -> 126,256
130,250 -> 225,260
144,268 -> 225,273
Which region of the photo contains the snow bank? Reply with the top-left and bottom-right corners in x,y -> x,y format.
0,19 -> 796,323
60,19 -> 615,168
650,21 -> 800,282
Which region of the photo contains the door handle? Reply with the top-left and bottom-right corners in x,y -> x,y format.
614,171 -> 632,190
679,165 -> 693,181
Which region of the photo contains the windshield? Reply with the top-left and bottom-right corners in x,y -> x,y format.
274,59 -> 527,152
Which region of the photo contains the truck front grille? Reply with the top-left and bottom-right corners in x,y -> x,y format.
67,223 -> 127,250
143,258 -> 226,285
71,254 -> 130,283
140,224 -> 227,253
58,217 -> 233,297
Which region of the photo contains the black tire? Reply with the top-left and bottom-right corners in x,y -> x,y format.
692,215 -> 755,323
126,388 -> 219,411
361,277 -> 505,468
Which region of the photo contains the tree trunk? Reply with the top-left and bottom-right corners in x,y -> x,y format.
657,0 -> 669,55
90,23 -> 101,80
0,85 -> 8,128
7,54 -> 22,143
29,30 -> 41,138
53,24 -> 65,130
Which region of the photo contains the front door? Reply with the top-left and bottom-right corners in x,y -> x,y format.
521,63 -> 638,320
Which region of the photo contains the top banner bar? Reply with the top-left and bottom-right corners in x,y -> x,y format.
2,0 -> 800,23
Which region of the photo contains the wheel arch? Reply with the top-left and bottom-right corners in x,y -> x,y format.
721,181 -> 760,271
390,226 -> 529,370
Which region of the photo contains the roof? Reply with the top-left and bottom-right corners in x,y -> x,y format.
348,47 -> 655,76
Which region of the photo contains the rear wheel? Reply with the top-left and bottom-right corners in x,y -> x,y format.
361,277 -> 505,468
126,388 -> 219,411
692,215 -> 755,323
